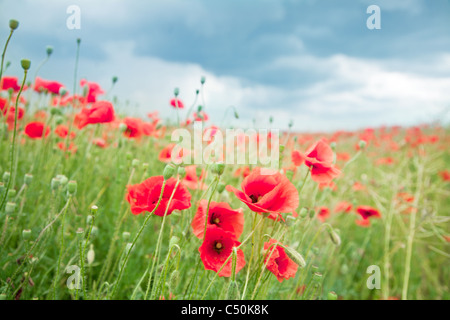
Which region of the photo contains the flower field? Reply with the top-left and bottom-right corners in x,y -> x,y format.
0,18 -> 449,301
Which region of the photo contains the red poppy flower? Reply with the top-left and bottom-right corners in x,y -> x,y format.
316,206 -> 330,222
1,76 -> 23,92
181,165 -> 207,190
355,205 -> 381,226
122,117 -> 143,139
24,122 -> 50,139
126,176 -> 191,217
439,170 -> 450,182
193,111 -> 209,121
92,138 -> 107,148
3,106 -> 25,130
291,139 -> 340,183
76,101 -> 115,129
57,142 -> 77,154
334,201 -> 353,213
191,199 -> 244,240
158,143 -> 189,164
199,226 -> 246,277
80,79 -> 104,103
226,167 -> 299,220
233,166 -> 251,179
34,77 -> 64,95
54,125 -> 76,139
263,238 -> 298,282
170,98 -> 184,109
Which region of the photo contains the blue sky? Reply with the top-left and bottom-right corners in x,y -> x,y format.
1,0 -> 450,131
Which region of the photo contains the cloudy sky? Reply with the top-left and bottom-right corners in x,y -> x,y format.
1,0 -> 450,131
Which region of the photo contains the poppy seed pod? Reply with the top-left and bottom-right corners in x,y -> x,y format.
76,228 -> 84,240
122,232 -> 130,241
67,180 -> 77,195
163,164 -> 176,180
22,229 -> 32,240
21,59 -> 31,71
211,163 -> 225,176
285,215 -> 296,227
9,19 -> 19,30
131,159 -> 140,168
57,174 -> 68,186
86,215 -> 93,225
313,272 -> 323,283
3,171 -> 11,183
51,177 -> 60,191
90,205 -> 98,216
24,174 -> 33,186
6,202 -> 16,214
7,189 -> 16,200
59,87 -> 68,96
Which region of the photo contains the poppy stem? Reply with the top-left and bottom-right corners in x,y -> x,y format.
146,179 -> 181,300
240,212 -> 258,299
109,180 -> 167,299
0,29 -> 14,87
203,176 -> 220,239
0,68 -> 27,212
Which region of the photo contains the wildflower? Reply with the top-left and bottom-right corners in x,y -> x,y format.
263,238 -> 298,282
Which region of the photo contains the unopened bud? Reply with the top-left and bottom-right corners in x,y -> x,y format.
21,59 -> 31,71
169,270 -> 179,291
200,76 -> 206,85
46,46 -> 53,56
87,244 -> 95,265
217,183 -> 225,194
24,174 -> 33,186
112,76 -> 118,84
5,202 -> 16,214
226,280 -> 240,300
2,171 -> 10,183
283,246 -> 306,268
174,87 -> 179,97
169,236 -> 180,248
177,167 -> 186,178
67,180 -> 77,195
163,164 -> 176,180
358,140 -> 367,149
9,19 -> 19,30
211,163 -> 225,176
285,215 -> 296,227
299,207 -> 308,218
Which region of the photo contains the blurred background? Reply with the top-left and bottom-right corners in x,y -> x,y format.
1,0 -> 449,131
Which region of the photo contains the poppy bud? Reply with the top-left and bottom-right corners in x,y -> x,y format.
226,280 -> 240,300
309,208 -> 315,218
122,231 -> 130,241
22,229 -> 32,240
5,61 -> 11,69
211,162 -> 225,176
200,76 -> 206,85
112,76 -> 118,84
299,207 -> 308,218
7,189 -> 16,200
58,87 -> 67,96
327,227 -> 341,246
91,226 -> 98,238
163,164 -> 176,180
269,116 -> 274,124
76,228 -> 84,241
285,215 -> 296,227
2,171 -> 10,183
279,145 -> 285,153
131,159 -> 140,168
57,174 -> 68,186
358,140 -> 367,149
46,46 -> 53,56
87,244 -> 95,265
21,59 -> 31,71
288,120 -> 293,128
169,236 -> 180,248
330,142 -> 336,151
313,272 -> 322,283
169,269 -> 179,291
195,166 -> 203,178
9,19 -> 19,30
50,108 -> 62,116
86,215 -> 93,225
177,166 -> 186,178
217,183 -> 225,194
67,180 -> 77,195
283,246 -> 306,268
77,38 -> 81,44
51,177 -> 60,191
328,291 -> 338,300
174,87 -> 179,97
119,123 -> 127,133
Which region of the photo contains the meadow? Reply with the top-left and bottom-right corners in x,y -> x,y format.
0,19 -> 449,300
